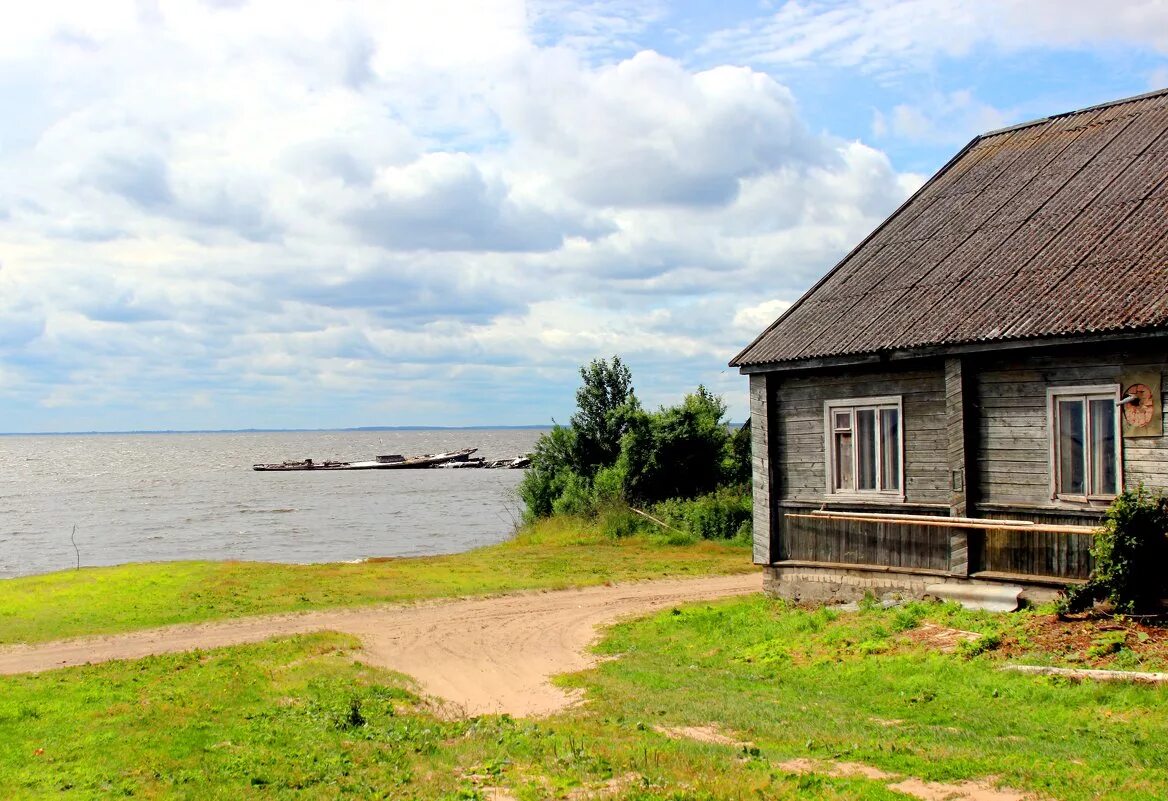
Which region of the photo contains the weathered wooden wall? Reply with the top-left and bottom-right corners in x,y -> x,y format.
782,515 -> 951,572
773,364 -> 950,505
974,343 -> 1168,511
980,528 -> 1093,579
749,374 -> 773,565
754,339 -> 1165,581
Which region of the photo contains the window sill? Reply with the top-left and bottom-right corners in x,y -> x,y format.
824,493 -> 907,504
1051,495 -> 1117,506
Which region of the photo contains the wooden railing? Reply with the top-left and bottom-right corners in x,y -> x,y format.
782,511 -> 1097,580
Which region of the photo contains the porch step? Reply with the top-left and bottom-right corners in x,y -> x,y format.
925,582 -> 1023,612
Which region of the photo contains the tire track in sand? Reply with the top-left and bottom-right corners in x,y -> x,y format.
0,572 -> 759,717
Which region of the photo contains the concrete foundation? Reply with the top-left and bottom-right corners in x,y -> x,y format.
763,563 -> 1065,606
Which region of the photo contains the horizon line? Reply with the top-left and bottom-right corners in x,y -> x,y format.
0,424 -> 556,437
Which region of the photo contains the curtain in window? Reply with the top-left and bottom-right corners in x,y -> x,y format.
880,408 -> 900,491
1089,398 -> 1117,495
1058,399 -> 1085,496
856,409 -> 877,490
833,412 -> 853,491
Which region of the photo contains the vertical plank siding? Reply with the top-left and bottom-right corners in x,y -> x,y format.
784,515 -> 951,571
749,373 -> 773,565
981,529 -> 1094,579
944,357 -> 977,574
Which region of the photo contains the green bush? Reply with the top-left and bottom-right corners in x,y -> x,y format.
724,419 -> 752,488
551,471 -> 593,518
520,356 -> 751,526
1061,486 -> 1168,615
623,386 -> 731,504
652,488 -> 752,541
569,356 -> 640,480
518,424 -> 578,521
592,463 -> 627,506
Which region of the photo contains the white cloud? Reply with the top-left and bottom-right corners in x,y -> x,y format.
704,0 -> 1168,74
872,90 -> 1012,145
499,49 -> 828,208
734,299 -> 793,336
0,3 -> 923,430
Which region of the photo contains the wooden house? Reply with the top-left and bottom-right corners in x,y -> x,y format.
731,90 -> 1168,602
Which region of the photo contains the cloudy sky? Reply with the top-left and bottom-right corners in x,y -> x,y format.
1,0 -> 1166,432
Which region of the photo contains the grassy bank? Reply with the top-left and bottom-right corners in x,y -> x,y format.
2,598 -> 1166,799
0,517 -> 751,645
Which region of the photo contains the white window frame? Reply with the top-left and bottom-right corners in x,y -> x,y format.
823,395 -> 905,501
1046,384 -> 1123,503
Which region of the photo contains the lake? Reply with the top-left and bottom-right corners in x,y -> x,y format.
0,428 -> 544,579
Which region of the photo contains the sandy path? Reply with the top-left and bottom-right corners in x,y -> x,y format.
0,572 -> 759,716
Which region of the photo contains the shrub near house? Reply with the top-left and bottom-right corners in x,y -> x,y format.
519,356 -> 752,541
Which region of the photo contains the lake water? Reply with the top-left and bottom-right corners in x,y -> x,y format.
0,429 -> 544,579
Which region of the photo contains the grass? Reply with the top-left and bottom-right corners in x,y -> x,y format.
2,597 -> 1166,799
0,517 -> 752,644
576,598 -> 1168,800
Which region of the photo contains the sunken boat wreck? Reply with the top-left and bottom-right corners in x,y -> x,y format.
252,448 -> 533,472
253,448 -> 478,471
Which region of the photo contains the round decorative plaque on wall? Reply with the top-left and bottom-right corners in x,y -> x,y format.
1123,383 -> 1156,429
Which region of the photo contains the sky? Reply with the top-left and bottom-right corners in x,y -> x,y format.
1,0 -> 1167,433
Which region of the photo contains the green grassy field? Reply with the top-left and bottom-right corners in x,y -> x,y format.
2,594 -> 1166,799
0,518 -> 752,644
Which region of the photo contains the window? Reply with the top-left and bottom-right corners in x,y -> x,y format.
1048,385 -> 1122,501
824,396 -> 903,497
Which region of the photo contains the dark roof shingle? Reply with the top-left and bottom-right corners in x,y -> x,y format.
732,89 -> 1168,368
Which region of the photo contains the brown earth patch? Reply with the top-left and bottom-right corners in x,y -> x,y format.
566,772 -> 641,800
997,613 -> 1168,670
0,573 -> 759,718
906,623 -> 981,653
655,724 -> 750,748
779,759 -> 1036,801
889,777 -> 1033,801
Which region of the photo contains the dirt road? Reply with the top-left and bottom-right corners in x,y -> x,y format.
0,572 -> 759,716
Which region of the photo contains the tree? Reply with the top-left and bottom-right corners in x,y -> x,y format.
724,419 -> 752,488
623,385 -> 730,503
517,424 -> 577,521
569,356 -> 640,479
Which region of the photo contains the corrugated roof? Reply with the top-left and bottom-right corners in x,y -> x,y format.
732,89 -> 1168,368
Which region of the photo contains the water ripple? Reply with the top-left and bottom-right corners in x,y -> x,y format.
0,429 -> 537,579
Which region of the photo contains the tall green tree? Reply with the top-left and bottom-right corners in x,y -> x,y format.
623,385 -> 730,503
569,356 -> 640,479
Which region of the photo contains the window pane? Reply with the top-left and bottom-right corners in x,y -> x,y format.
856,409 -> 877,490
1058,399 -> 1085,496
834,431 -> 853,491
1089,398 -> 1117,495
834,412 -> 851,431
880,408 -> 900,491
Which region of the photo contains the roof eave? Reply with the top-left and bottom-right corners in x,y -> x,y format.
736,328 -> 1168,374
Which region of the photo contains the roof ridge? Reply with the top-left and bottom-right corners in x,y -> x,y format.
978,86 -> 1168,138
